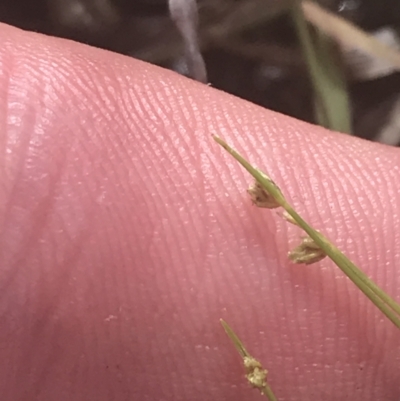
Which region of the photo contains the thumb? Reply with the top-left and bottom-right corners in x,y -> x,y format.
0,23 -> 399,401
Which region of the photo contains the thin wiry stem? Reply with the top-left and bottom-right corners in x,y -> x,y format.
214,136 -> 400,329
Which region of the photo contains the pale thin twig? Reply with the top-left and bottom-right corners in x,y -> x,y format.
169,0 -> 207,83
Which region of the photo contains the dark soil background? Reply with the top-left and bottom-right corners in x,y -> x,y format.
1,0 -> 400,144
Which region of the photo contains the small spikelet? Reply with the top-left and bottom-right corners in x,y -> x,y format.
289,236 -> 326,264
248,180 -> 280,209
220,320 -> 277,400
243,356 -> 268,391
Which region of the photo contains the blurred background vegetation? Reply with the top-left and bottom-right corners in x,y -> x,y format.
1,0 -> 400,144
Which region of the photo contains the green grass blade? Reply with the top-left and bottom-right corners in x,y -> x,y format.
290,0 -> 352,134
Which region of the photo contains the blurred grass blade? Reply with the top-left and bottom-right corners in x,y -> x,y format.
290,0 -> 351,134
302,1 -> 400,71
214,136 -> 400,329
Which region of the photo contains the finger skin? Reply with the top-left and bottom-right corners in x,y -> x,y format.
0,23 -> 399,401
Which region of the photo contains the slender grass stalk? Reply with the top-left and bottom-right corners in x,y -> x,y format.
221,320 -> 278,401
214,136 -> 400,328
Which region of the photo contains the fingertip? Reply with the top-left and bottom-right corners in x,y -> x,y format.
0,21 -> 400,401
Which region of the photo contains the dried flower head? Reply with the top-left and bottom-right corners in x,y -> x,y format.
289,236 -> 326,264
220,319 -> 277,400
243,356 -> 268,390
248,180 -> 280,209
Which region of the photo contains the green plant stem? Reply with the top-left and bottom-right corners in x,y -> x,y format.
214,136 -> 400,328
263,384 -> 279,401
